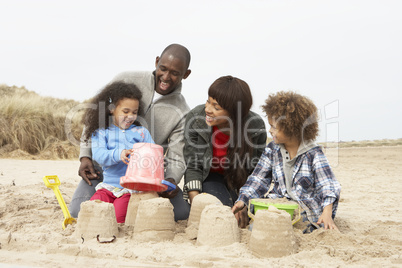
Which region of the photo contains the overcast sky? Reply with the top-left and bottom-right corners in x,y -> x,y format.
1,0 -> 401,142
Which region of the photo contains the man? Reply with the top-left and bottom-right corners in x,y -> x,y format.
69,44 -> 192,221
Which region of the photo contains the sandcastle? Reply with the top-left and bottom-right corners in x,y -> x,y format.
74,200 -> 119,240
125,191 -> 159,226
249,206 -> 297,258
196,204 -> 240,247
186,193 -> 222,239
132,197 -> 175,242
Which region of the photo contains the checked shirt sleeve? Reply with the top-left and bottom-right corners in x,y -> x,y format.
312,149 -> 341,215
237,146 -> 273,206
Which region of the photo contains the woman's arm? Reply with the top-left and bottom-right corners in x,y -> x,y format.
183,110 -> 209,202
245,112 -> 267,173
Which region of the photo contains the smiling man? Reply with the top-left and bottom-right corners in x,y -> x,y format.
70,44 -> 192,221
154,45 -> 191,95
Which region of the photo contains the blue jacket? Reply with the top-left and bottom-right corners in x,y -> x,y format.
92,124 -> 154,188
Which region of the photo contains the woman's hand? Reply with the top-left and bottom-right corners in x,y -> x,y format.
120,149 -> 133,165
188,190 -> 200,204
317,204 -> 338,230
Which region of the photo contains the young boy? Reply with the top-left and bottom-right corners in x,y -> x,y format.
232,91 -> 341,232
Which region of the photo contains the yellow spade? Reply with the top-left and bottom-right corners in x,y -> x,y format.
43,175 -> 77,229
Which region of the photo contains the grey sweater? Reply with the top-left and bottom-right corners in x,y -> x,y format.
79,71 -> 190,184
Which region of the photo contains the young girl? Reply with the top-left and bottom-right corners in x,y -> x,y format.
83,81 -> 154,223
232,91 -> 341,232
183,75 -> 267,228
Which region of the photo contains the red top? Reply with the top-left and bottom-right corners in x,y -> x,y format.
210,126 -> 230,174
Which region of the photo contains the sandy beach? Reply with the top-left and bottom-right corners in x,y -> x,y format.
0,145 -> 401,267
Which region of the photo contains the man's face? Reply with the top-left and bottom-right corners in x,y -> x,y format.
154,53 -> 190,95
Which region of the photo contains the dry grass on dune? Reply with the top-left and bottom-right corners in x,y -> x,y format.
1,84 -> 400,160
0,85 -> 83,159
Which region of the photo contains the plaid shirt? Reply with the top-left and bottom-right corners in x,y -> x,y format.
238,142 -> 341,224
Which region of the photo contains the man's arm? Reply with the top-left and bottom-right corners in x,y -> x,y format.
158,116 -> 186,199
163,116 -> 187,184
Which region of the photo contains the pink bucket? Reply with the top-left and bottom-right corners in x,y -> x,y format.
120,143 -> 167,192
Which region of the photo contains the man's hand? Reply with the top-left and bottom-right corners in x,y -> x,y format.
158,178 -> 179,199
232,201 -> 249,228
78,157 -> 99,185
188,190 -> 200,204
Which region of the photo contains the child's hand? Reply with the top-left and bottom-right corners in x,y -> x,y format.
232,201 -> 246,215
317,204 -> 338,230
121,149 -> 133,165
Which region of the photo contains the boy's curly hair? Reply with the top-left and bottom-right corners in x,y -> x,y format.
262,91 -> 319,142
82,81 -> 143,141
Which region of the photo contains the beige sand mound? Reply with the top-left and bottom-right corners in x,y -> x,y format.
132,197 -> 175,242
196,204 -> 240,247
249,206 -> 297,258
74,200 -> 119,241
124,191 -> 159,226
186,193 -> 222,239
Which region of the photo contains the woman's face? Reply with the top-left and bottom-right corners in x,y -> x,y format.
204,96 -> 230,129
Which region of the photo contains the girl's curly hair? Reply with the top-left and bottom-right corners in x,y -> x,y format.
82,81 -> 143,141
262,91 -> 319,142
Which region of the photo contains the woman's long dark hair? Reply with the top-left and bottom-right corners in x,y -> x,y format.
208,75 -> 253,191
82,81 -> 143,141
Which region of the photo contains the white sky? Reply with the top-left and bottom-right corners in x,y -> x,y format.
1,0 -> 401,142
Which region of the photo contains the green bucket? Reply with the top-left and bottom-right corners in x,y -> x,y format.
250,199 -> 299,218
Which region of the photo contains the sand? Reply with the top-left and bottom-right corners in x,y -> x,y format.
196,204 -> 240,247
0,146 -> 402,267
249,207 -> 296,258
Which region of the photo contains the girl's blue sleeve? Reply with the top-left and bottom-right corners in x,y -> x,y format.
142,128 -> 155,144
92,129 -> 121,167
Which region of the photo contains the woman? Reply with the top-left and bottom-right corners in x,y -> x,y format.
183,75 -> 267,227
